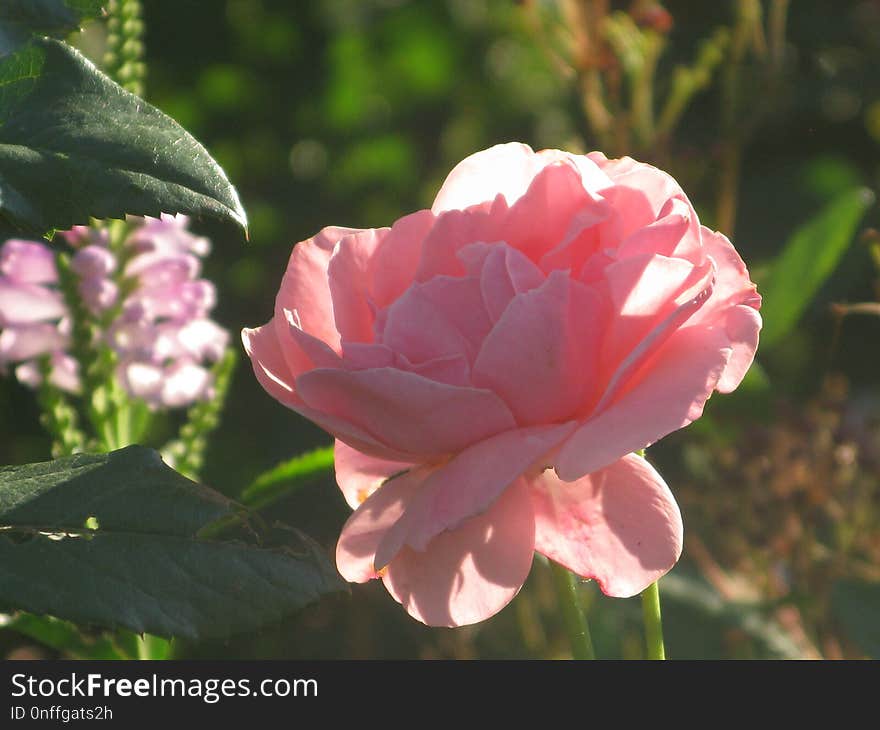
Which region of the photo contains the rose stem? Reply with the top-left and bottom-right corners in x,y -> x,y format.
641,581 -> 666,660
549,561 -> 595,660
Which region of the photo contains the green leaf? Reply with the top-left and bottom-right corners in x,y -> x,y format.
660,572 -> 804,659
240,445 -> 335,510
0,1 -> 105,56
759,187 -> 874,348
0,446 -> 345,640
831,579 -> 880,658
0,447 -> 230,536
0,38 -> 247,236
0,613 -> 125,659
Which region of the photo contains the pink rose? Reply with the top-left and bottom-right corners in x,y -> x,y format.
243,143 -> 761,627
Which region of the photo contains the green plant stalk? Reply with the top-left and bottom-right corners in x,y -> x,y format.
631,30 -> 664,148
657,27 -> 730,137
161,349 -> 237,481
717,0 -> 764,235
36,358 -> 86,458
641,581 -> 666,659
103,0 -> 146,96
549,561 -> 595,660
634,447 -> 666,659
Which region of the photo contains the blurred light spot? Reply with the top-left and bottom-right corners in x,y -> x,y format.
289,140 -> 328,179
385,21 -> 456,97
227,258 -> 266,298
815,47 -> 862,77
246,202 -> 284,245
448,0 -> 490,28
198,65 -> 254,110
486,39 -> 520,81
535,108 -> 575,148
802,155 -> 863,198
336,135 -> 415,190
820,87 -> 861,123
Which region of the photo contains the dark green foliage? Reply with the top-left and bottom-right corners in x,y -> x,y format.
0,39 -> 247,237
0,447 -> 345,639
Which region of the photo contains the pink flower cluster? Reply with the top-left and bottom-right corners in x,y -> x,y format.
0,214 -> 229,409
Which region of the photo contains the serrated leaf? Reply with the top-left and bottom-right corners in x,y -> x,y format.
0,446 -> 345,640
759,187 -> 874,348
0,39 -> 247,236
0,1 -> 105,56
0,533 -> 343,640
0,447 -> 230,537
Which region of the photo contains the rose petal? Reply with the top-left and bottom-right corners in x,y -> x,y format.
369,210 -> 435,307
284,309 -> 342,369
380,275 -> 491,365
593,261 -> 714,415
416,199 -> 505,281
715,304 -> 762,393
538,198 -> 614,273
615,197 -> 696,261
334,439 -> 413,509
327,228 -> 385,343
459,242 -> 546,323
691,227 -> 762,324
601,252 -> 709,369
243,323 -> 402,458
374,422 -> 575,570
336,467 -> 428,582
472,271 -> 605,424
276,226 -> 363,353
242,323 -> 300,408
499,160 -> 604,263
382,477 -> 535,627
555,323 -> 732,481
295,366 -> 517,457
532,454 -> 683,597
432,142 -> 547,213
587,152 -> 692,239
433,143 -> 611,215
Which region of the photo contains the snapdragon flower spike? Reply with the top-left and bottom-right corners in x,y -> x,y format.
0,240 -> 77,392
111,215 -> 227,408
0,214 -> 229,410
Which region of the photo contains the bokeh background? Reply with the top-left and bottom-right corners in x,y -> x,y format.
2,0 -> 880,658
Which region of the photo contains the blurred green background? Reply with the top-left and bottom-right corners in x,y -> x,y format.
2,0 -> 880,658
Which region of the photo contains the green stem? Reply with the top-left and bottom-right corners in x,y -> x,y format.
549,561 -> 595,660
104,0 -> 146,96
641,580 -> 666,660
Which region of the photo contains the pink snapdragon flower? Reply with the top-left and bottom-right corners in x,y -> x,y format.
243,143 -> 762,627
0,240 -> 78,392
0,215 -> 229,409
